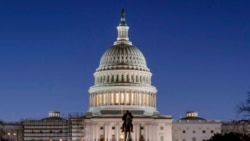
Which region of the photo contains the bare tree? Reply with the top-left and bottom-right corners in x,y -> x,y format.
236,91 -> 250,135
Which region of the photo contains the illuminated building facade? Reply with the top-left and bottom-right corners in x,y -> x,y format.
22,111 -> 69,141
172,112 -> 221,141
83,9 -> 172,141
0,122 -> 22,141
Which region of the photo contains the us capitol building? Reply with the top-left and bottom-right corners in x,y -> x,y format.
0,10 -> 224,141
82,9 -> 172,141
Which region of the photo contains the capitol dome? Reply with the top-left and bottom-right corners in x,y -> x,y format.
97,44 -> 149,72
88,9 -> 159,116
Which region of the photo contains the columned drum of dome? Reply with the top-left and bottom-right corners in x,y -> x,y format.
88,9 -> 159,116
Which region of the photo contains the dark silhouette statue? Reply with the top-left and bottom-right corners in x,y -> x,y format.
122,110 -> 133,141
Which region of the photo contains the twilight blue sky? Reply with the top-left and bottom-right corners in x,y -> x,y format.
0,0 -> 249,121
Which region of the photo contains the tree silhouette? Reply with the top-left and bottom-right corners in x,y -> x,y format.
207,133 -> 250,141
236,91 -> 250,135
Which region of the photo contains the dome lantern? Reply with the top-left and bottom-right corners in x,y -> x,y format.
114,8 -> 132,45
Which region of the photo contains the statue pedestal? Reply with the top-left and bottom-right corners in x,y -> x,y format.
127,136 -> 132,141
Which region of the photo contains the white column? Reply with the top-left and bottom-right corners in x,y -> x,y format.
104,125 -> 107,141
97,93 -> 99,106
97,94 -> 99,106
93,94 -> 95,107
153,123 -> 157,141
152,94 -> 154,107
134,92 -> 137,105
130,92 -> 132,105
85,123 -> 88,141
124,91 -> 126,105
96,124 -> 99,141
137,124 -> 140,141
131,123 -> 135,141
118,123 -> 120,141
137,92 -> 139,106
114,92 -> 117,105
132,92 -> 134,105
110,93 -> 112,105
107,124 -> 110,141
92,94 -> 94,107
152,95 -> 154,107
94,93 -> 96,107
108,93 -> 110,105
140,94 -> 143,106
135,123 -> 137,141
102,92 -> 104,106
102,93 -> 104,106
93,123 -> 96,141
105,123 -> 110,141
116,124 -> 119,141
151,124 -> 154,141
118,91 -> 120,105
138,93 -> 140,106
148,123 -> 152,141
149,94 -> 151,107
95,124 -> 97,141
144,124 -> 147,141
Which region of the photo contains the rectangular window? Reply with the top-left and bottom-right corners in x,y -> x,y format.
115,93 -> 119,105
126,93 -> 130,105
143,94 -> 146,105
111,93 -> 114,104
97,95 -> 99,106
139,94 -> 142,105
103,93 -> 106,105
121,93 -> 124,104
95,95 -> 98,106
146,94 -> 149,106
131,93 -> 134,105
99,94 -> 102,105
